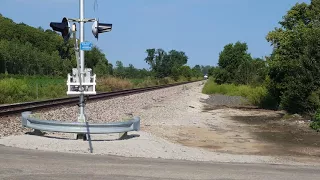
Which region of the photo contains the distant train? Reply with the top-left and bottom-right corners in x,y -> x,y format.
204,74 -> 208,80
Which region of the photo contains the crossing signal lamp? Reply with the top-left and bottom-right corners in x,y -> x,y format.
50,17 -> 71,42
50,18 -> 111,41
92,19 -> 112,40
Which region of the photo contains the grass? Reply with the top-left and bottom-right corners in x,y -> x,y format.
0,76 -> 66,104
310,121 -> 320,131
202,77 -> 268,106
97,77 -> 134,92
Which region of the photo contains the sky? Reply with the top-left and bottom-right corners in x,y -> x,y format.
0,0 -> 311,69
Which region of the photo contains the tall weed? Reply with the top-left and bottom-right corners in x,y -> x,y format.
202,78 -> 269,106
97,77 -> 134,92
0,78 -> 66,104
310,109 -> 320,131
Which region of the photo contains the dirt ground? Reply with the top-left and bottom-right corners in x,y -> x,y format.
143,94 -> 320,164
2,82 -> 319,164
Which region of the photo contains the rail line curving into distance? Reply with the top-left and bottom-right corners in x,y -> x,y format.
0,80 -> 202,116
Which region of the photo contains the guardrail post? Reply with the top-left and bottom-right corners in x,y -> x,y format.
119,132 -> 128,140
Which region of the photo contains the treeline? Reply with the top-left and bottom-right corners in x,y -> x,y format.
210,42 -> 267,86
210,0 -> 320,117
0,14 -> 75,76
0,14 -> 114,77
0,14 -> 209,81
144,48 -> 211,81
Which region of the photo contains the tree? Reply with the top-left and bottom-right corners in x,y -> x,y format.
0,14 -> 161,81
192,65 -> 203,78
145,48 -> 156,71
113,60 -> 126,78
144,48 -> 166,78
144,48 -> 188,79
266,0 -> 320,114
0,15 -> 77,76
93,61 -> 108,76
126,64 -> 140,78
250,58 -> 268,86
108,63 -> 114,75
207,66 -> 216,77
168,50 -> 188,67
201,65 -> 212,75
179,65 -> 192,80
215,41 -> 253,84
85,46 -> 104,69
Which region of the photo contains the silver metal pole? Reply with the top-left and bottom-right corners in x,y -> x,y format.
78,0 -> 85,123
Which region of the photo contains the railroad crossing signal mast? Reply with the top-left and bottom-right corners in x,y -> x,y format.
50,0 -> 112,139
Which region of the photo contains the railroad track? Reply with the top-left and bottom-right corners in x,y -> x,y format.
0,80 -> 201,116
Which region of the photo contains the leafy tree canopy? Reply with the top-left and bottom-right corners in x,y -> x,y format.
266,0 -> 320,114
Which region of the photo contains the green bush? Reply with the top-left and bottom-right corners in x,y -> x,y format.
129,78 -> 146,86
202,78 -> 273,107
190,77 -> 202,81
176,76 -> 188,83
0,77 -> 66,104
310,109 -> 320,131
135,77 -> 158,88
259,91 -> 279,110
158,77 -> 175,85
0,78 -> 29,103
96,77 -> 134,92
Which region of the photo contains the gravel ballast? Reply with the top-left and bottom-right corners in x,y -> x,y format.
0,83 -> 194,137
0,81 -> 314,165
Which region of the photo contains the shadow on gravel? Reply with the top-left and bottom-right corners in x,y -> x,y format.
92,134 -> 141,142
25,130 -> 47,136
231,115 -> 320,157
200,94 -> 269,112
201,94 -> 249,106
202,105 -> 262,112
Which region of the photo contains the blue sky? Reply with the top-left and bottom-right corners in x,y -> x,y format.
0,0 -> 310,69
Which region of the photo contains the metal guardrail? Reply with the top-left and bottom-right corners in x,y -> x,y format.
21,111 -> 140,134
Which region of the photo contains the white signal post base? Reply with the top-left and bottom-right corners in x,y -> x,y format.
67,68 -> 97,96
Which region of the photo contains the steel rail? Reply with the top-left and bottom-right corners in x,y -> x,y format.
0,80 -> 201,116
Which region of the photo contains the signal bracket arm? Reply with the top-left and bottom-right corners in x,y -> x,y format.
67,18 -> 96,23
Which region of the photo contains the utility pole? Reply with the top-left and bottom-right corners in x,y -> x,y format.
78,0 -> 85,124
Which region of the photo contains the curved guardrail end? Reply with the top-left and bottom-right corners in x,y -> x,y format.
133,117 -> 140,131
22,111 -> 32,127
21,111 -> 141,134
